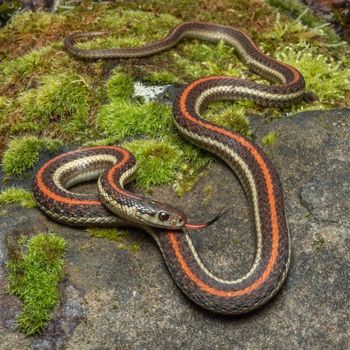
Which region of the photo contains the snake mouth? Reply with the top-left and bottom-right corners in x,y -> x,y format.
184,209 -> 226,231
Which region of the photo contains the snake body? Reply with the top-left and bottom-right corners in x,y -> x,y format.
35,22 -> 305,314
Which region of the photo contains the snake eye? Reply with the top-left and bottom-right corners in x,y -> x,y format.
158,212 -> 170,221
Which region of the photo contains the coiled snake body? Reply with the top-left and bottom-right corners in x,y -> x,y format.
34,22 -> 305,314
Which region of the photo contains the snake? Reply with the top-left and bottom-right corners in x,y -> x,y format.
34,22 -> 306,315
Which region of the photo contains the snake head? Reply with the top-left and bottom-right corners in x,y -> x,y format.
135,198 -> 187,229
136,198 -> 225,231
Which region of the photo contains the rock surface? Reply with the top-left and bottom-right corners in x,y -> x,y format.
0,108 -> 349,349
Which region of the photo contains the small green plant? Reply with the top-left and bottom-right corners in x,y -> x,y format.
0,95 -> 11,132
87,227 -> 140,252
146,71 -> 179,84
0,46 -> 53,85
204,101 -> 252,137
87,227 -> 128,242
124,139 -> 182,190
15,72 -> 90,134
2,136 -> 61,176
99,9 -> 180,33
97,99 -> 172,142
7,232 -> 67,334
266,0 -> 340,43
106,69 -> 134,100
1,10 -> 64,36
0,187 -> 36,208
262,131 -> 277,145
276,47 -> 350,108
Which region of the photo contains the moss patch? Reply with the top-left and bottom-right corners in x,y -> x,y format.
0,46 -> 53,86
276,47 -> 350,108
2,136 -> 61,177
94,67 -> 211,193
7,232 -> 67,335
97,99 -> 172,142
87,227 -> 140,253
262,131 -> 277,145
124,139 -> 182,190
15,72 -> 90,134
106,69 -> 134,100
0,187 -> 36,208
204,101 -> 252,137
0,11 -> 66,58
145,71 -> 179,85
266,0 -> 340,43
87,227 -> 128,242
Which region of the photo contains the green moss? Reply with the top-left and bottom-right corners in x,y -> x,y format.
74,9 -> 180,52
87,227 -> 128,242
0,95 -> 10,107
2,11 -> 64,36
99,9 -> 180,33
203,184 -> 214,204
124,139 -> 182,190
163,40 -> 243,83
267,0 -> 319,25
7,232 -> 67,335
0,95 -> 12,132
111,0 -> 275,27
2,136 -> 61,176
15,72 -> 90,134
173,169 -> 202,197
313,238 -> 325,252
204,101 -> 252,137
77,36 -> 145,51
256,10 -> 350,110
97,99 -> 172,142
84,134 -> 210,195
87,227 -> 140,253
183,40 -> 233,61
0,188 -> 36,208
262,131 -> 277,145
260,12 -> 318,49
0,46 -> 53,85
129,244 -> 141,253
276,47 -> 350,108
106,69 -> 134,100
97,65 -> 210,193
114,242 -> 140,253
97,69 -> 173,142
145,71 -> 179,85
266,0 -> 340,43
168,135 -> 211,196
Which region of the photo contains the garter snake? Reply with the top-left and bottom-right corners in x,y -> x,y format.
34,22 -> 306,315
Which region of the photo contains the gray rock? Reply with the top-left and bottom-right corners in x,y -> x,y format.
300,160 -> 350,226
0,108 -> 349,349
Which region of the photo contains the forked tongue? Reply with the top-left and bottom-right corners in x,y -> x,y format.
184,209 -> 226,231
